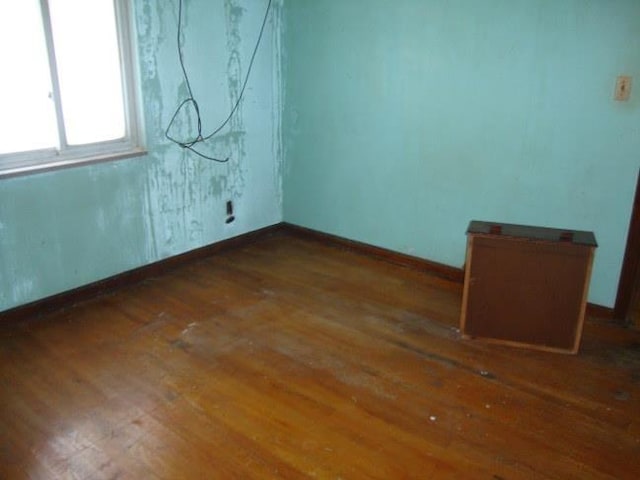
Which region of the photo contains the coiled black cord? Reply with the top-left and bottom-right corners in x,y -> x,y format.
165,0 -> 273,162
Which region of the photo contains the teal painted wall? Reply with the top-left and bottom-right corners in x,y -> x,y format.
283,0 -> 640,307
0,0 -> 284,312
2,0 -> 639,313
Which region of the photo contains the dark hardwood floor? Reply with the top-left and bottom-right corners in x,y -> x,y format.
1,231 -> 639,479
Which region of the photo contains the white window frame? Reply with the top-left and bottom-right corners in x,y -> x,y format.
0,0 -> 145,178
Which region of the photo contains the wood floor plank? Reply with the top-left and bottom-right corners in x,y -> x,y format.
2,231 -> 640,478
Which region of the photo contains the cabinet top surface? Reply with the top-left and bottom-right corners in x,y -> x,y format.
467,220 -> 597,247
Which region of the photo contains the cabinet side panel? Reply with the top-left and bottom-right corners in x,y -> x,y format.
460,236 -> 475,333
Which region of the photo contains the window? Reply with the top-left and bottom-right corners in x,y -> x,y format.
0,0 -> 143,177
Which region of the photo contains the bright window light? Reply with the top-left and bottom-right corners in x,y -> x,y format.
49,0 -> 126,145
0,0 -> 142,176
0,0 -> 57,154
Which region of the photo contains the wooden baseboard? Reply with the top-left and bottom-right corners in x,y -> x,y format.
0,224 -> 285,323
585,302 -> 615,322
282,223 -> 465,283
1,220 -> 616,324
281,223 -> 616,322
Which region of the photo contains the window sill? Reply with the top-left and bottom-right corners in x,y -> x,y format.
0,147 -> 148,179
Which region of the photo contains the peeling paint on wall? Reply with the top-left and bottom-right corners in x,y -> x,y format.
136,0 -> 263,258
222,0 -> 249,200
271,0 -> 284,210
0,0 -> 283,312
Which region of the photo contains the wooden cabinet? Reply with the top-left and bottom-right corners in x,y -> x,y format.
460,221 -> 597,354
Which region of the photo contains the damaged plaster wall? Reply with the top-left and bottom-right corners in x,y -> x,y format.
0,0 -> 284,312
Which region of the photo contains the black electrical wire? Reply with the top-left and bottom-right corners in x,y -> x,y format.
165,0 -> 273,162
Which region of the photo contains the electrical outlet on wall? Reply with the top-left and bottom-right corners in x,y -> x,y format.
225,200 -> 235,224
615,75 -> 632,101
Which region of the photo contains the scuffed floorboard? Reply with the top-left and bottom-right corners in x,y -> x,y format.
1,232 -> 639,479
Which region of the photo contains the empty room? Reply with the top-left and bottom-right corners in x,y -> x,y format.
1,0 -> 640,478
